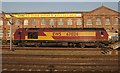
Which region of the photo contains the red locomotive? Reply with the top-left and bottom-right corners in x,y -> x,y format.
13,28 -> 108,47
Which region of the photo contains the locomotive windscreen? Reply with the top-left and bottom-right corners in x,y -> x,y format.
28,32 -> 38,39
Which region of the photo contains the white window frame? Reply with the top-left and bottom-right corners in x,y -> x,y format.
0,20 -> 3,25
76,19 -> 82,25
86,18 -> 92,25
32,19 -> 36,25
24,19 -> 29,25
0,29 -> 2,38
49,18 -> 54,25
41,19 -> 46,25
58,18 -> 63,25
15,19 -> 20,25
96,18 -> 101,25
67,18 -> 72,25
105,18 -> 111,25
114,18 -> 118,25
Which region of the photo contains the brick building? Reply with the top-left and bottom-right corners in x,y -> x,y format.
0,6 -> 119,42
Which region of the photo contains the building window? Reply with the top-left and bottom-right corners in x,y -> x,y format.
86,18 -> 92,25
105,18 -> 111,25
49,18 -> 54,25
114,18 -> 118,25
67,18 -> 72,25
76,19 -> 82,25
0,30 -> 3,37
31,19 -> 36,25
96,18 -> 101,25
0,20 -> 3,25
58,18 -> 63,25
41,19 -> 46,25
15,19 -> 20,25
24,19 -> 28,25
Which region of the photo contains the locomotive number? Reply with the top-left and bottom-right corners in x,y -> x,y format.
66,32 -> 78,36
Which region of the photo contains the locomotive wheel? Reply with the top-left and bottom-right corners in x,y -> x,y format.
73,44 -> 76,47
35,43 -> 39,47
95,42 -> 100,48
18,43 -> 22,47
68,42 -> 71,47
81,43 -> 85,48
95,41 -> 105,48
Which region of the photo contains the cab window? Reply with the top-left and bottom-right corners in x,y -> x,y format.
100,31 -> 104,35
28,32 -> 38,39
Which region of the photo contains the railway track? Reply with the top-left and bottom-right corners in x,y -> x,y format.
2,52 -> 119,72
1,44 -> 118,55
2,45 -> 119,72
1,46 -> 101,50
2,54 -> 118,58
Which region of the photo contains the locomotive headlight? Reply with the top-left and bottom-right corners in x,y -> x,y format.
109,36 -> 111,39
101,35 -> 104,37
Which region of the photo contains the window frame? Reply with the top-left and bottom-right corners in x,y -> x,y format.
76,18 -> 82,25
58,18 -> 63,25
24,19 -> 29,25
41,18 -> 46,25
0,20 -> 3,25
49,18 -> 54,25
15,19 -> 20,25
67,18 -> 72,25
105,17 -> 111,25
114,18 -> 118,25
86,18 -> 92,25
31,19 -> 36,25
96,17 -> 101,25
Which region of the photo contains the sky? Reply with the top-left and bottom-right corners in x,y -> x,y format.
1,0 -> 120,2
0,2 -> 119,13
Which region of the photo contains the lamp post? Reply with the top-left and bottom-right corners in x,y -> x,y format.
8,14 -> 14,51
2,11 -> 14,51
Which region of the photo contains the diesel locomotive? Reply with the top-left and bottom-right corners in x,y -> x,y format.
13,28 -> 109,47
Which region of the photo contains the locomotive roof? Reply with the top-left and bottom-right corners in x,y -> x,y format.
23,28 -> 105,30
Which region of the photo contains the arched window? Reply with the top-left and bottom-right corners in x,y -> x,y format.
96,18 -> 101,25
31,19 -> 36,25
105,18 -> 111,25
67,18 -> 72,25
24,19 -> 28,25
15,19 -> 20,25
41,19 -> 46,25
49,18 -> 54,25
87,18 -> 92,25
58,18 -> 63,25
114,18 -> 118,25
76,19 -> 82,25
0,30 -> 3,38
0,20 -> 3,25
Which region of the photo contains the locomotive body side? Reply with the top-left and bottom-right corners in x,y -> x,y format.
13,28 -> 108,47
